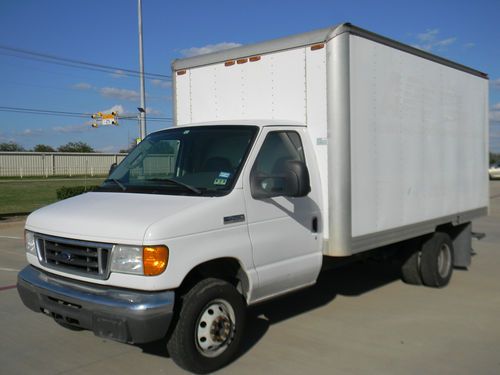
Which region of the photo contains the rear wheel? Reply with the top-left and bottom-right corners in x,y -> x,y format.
400,244 -> 423,286
420,232 -> 454,288
167,278 -> 246,374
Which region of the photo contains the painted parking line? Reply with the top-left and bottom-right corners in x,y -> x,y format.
0,267 -> 19,272
0,285 -> 16,291
0,236 -> 23,240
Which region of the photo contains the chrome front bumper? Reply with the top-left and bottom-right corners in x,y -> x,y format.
17,265 -> 175,344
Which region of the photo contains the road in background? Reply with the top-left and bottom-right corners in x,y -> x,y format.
1,181 -> 499,374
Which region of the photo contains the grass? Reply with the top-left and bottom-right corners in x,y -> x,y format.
0,178 -> 104,215
0,175 -> 106,181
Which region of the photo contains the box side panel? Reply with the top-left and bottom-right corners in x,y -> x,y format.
349,35 -> 488,239
270,49 -> 307,121
176,48 -> 308,124
175,72 -> 192,125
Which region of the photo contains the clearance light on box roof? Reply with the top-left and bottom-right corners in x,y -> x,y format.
310,43 -> 325,51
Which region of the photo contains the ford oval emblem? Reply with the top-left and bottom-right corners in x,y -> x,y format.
60,251 -> 73,262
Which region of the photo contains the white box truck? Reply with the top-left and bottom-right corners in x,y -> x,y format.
17,23 -> 488,373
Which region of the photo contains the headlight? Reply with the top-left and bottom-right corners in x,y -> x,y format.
25,230 -> 36,256
110,245 -> 168,276
110,245 -> 143,275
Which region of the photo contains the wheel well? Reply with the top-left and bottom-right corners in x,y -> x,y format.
435,222 -> 469,241
435,222 -> 454,234
178,258 -> 249,300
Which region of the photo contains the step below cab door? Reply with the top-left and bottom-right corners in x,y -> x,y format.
243,126 -> 323,302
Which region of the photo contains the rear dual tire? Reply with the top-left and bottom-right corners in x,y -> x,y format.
420,233 -> 454,287
401,232 -> 454,288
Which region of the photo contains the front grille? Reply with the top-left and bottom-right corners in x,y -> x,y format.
35,234 -> 112,279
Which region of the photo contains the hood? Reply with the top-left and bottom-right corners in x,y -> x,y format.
26,192 -> 211,245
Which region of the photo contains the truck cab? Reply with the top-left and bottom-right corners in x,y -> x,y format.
18,120 -> 323,373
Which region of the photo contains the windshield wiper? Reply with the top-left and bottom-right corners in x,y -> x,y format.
104,178 -> 126,191
146,178 -> 202,195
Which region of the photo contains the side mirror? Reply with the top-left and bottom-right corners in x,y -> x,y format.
108,163 -> 117,176
283,160 -> 311,197
251,160 -> 310,199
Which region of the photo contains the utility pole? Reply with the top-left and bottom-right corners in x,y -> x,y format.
138,0 -> 147,140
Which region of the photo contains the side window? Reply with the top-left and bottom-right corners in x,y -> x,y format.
252,131 -> 305,176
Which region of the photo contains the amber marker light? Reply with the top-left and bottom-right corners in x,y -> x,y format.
224,60 -> 235,66
237,58 -> 248,64
143,246 -> 169,276
177,70 -> 187,76
310,43 -> 325,51
249,56 -> 261,62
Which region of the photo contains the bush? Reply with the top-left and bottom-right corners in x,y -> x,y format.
56,185 -> 99,200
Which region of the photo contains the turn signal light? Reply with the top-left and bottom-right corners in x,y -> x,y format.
310,43 -> 325,51
143,246 -> 169,276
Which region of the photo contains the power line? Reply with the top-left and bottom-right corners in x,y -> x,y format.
0,106 -> 90,118
0,105 -> 172,122
0,45 -> 172,82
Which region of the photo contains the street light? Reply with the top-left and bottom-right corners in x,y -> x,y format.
138,0 -> 147,140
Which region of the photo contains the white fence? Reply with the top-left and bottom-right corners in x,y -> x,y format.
0,152 -> 128,177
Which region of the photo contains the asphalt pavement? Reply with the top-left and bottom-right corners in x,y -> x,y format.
1,181 -> 499,374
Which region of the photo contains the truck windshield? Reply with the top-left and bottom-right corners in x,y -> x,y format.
98,125 -> 258,196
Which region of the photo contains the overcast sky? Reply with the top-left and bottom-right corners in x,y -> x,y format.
0,0 -> 499,152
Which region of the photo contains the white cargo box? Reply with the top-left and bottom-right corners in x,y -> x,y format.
172,23 -> 489,256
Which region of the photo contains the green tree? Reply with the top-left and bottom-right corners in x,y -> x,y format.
33,144 -> 55,152
0,142 -> 25,151
58,141 -> 94,153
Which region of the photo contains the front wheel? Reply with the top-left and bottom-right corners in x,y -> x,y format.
167,278 -> 246,374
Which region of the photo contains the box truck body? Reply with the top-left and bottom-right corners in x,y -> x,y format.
17,23 -> 488,373
173,23 -> 489,257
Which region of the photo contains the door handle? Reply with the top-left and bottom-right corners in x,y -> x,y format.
311,217 -> 318,233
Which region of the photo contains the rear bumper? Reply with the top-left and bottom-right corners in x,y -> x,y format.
17,265 -> 175,344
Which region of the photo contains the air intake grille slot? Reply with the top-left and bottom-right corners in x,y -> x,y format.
35,234 -> 112,279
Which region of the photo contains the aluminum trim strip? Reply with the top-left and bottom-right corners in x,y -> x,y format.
348,207 -> 488,255
325,32 -> 352,256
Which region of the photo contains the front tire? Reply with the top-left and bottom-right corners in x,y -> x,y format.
167,278 -> 246,374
